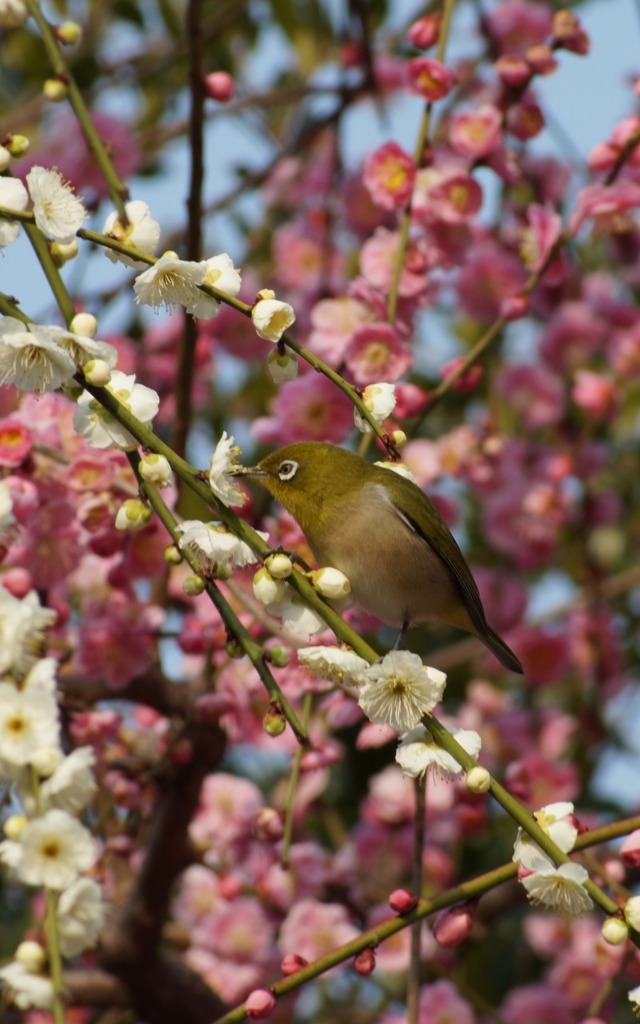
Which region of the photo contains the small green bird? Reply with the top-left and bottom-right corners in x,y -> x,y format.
242,441 -> 523,674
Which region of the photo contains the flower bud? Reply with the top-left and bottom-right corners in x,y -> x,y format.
406,14 -> 441,49
500,294 -> 528,321
620,829 -> 640,867
281,953 -> 308,975
0,146 -> 10,172
83,359 -> 112,386
246,989 -> 277,1019
264,644 -> 291,668
309,566 -> 351,599
388,889 -> 418,915
225,638 -> 245,659
195,692 -> 231,723
139,453 -> 172,488
466,765 -> 491,793
267,347 -> 298,382
164,545 -> 183,564
15,941 -> 46,973
182,573 -> 206,596
5,134 -> 30,157
253,567 -> 286,605
30,746 -> 63,778
353,948 -> 376,975
265,552 -> 293,579
205,70 -> 234,101
433,904 -> 475,947
601,916 -> 628,946
56,20 -> 82,45
69,312 -> 98,337
251,291 -> 296,341
43,77 -> 69,102
115,498 -> 152,532
253,807 -> 284,841
51,238 -> 79,265
624,895 -> 640,931
263,706 -> 287,737
389,429 -> 407,449
4,815 -> 27,840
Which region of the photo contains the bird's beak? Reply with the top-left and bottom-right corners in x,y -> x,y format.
230,464 -> 268,478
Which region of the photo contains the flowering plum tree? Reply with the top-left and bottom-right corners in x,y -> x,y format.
1,1 -> 640,1023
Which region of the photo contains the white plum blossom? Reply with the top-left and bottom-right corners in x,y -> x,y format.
57,877 -> 106,956
267,347 -> 298,383
26,165 -> 87,242
298,645 -> 370,689
0,683 -> 60,766
629,984 -> 640,1013
0,176 -> 28,247
266,592 -> 327,637
208,432 -> 246,507
0,587 -> 57,676
0,317 -> 76,393
520,852 -> 594,916
251,288 -> 296,341
73,370 -> 160,450
0,960 -> 54,1011
176,520 -> 266,570
189,253 -> 242,318
396,725 -> 482,780
103,199 -> 161,267
357,650 -> 446,733
4,808 -> 96,890
22,657 -> 58,693
513,801 -> 578,871
40,746 -> 97,814
133,251 -> 205,312
48,325 -> 118,369
354,382 -> 397,432
252,568 -> 287,605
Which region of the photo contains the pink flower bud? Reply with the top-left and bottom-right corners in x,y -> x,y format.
1,567 -> 33,597
353,948 -> 376,975
388,889 -> 418,914
525,44 -> 557,76
433,904 -> 475,947
500,294 -> 528,320
406,14 -> 441,49
551,11 -> 590,55
195,692 -> 231,723
621,829 -> 640,867
246,989 -> 276,1018
281,953 -> 308,976
506,100 -> 544,141
205,71 -> 234,102
494,54 -> 531,88
440,356 -> 484,393
253,807 -> 284,842
219,874 -> 243,900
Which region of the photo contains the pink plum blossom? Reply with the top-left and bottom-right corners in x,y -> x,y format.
0,418 -> 32,467
485,0 -> 552,54
252,372 -> 354,445
363,141 -> 416,210
448,105 -> 503,158
278,898 -> 359,963
344,322 -> 413,385
496,363 -> 565,429
360,227 -> 431,298
406,58 -> 457,101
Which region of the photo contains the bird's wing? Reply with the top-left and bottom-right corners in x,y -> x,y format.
385,477 -> 489,634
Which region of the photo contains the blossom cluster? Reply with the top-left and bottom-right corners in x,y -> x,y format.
0,587 -> 103,1011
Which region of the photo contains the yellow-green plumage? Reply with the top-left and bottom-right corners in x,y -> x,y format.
246,442 -> 523,674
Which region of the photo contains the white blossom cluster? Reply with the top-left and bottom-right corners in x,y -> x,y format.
512,800 -> 593,917
0,584 -> 104,1012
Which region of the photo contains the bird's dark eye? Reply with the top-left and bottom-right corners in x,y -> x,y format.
277,459 -> 298,481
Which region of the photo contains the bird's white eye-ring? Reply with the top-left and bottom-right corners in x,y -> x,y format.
277,459 -> 298,481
